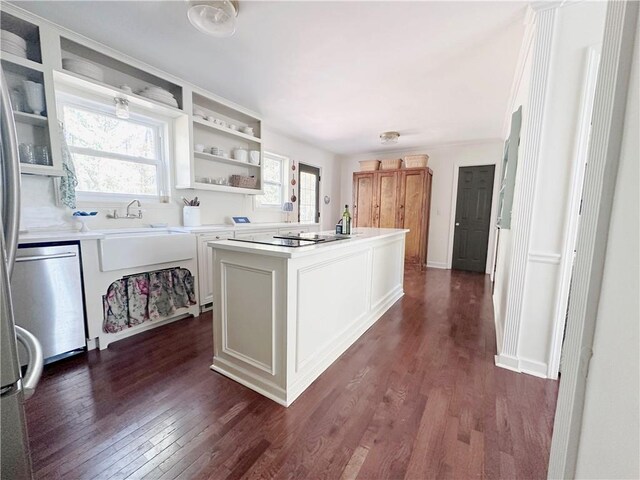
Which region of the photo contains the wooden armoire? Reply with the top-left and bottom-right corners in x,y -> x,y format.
353,167 -> 433,265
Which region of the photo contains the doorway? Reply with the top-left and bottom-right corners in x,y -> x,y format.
298,163 -> 320,224
452,165 -> 495,272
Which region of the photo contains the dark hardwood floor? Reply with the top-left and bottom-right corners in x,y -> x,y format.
25,268 -> 558,479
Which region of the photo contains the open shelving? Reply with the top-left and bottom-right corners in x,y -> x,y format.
59,37 -> 184,111
12,110 -> 47,126
1,4 -> 266,189
1,11 -> 42,64
191,182 -> 261,195
0,12 -> 62,176
192,116 -> 261,144
53,69 -> 184,119
0,51 -> 43,72
174,89 -> 264,194
194,151 -> 261,168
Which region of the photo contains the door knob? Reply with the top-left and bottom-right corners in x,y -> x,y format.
455,223 -> 460,226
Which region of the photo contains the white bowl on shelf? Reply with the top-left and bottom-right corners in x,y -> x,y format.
139,92 -> 178,107
1,30 -> 27,50
62,58 -> 105,82
138,87 -> 178,107
1,43 -> 27,58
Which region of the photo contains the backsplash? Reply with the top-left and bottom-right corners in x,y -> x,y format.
19,175 -> 285,232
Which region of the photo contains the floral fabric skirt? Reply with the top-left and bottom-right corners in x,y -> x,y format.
103,267 -> 196,333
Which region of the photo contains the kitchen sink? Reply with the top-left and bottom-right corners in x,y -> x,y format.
98,229 -> 196,272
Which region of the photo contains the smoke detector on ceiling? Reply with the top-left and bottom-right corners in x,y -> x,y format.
380,131 -> 400,145
187,1 -> 239,38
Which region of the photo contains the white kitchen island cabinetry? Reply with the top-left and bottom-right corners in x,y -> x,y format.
209,228 -> 407,406
197,230 -> 234,308
193,223 -> 320,310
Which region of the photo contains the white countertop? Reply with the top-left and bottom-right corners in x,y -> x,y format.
170,222 -> 317,233
18,222 -> 319,244
18,230 -> 105,244
207,228 -> 409,259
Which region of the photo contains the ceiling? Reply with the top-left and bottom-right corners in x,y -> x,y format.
15,1 -> 526,155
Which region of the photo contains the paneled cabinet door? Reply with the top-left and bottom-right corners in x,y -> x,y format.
397,169 -> 428,264
374,171 -> 400,228
353,172 -> 375,227
198,232 -> 233,307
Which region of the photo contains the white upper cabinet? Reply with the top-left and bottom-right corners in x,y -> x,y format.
0,3 -> 264,194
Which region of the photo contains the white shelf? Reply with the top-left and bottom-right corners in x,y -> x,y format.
20,162 -> 63,177
177,181 -> 262,195
13,111 -> 47,126
194,150 -> 260,168
0,51 -> 43,72
192,117 -> 262,144
53,69 -> 185,118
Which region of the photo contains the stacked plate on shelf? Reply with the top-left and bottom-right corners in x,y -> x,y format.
1,30 -> 28,58
210,146 -> 227,157
138,86 -> 178,107
62,58 -> 105,82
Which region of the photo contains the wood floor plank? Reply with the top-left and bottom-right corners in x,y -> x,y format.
25,269 -> 559,480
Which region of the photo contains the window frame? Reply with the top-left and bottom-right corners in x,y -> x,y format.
57,91 -> 170,203
255,151 -> 288,209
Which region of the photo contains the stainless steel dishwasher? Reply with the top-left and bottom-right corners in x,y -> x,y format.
11,244 -> 86,363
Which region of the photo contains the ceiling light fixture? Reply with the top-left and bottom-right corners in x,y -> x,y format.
380,131 -> 400,145
187,1 -> 239,38
114,97 -> 129,119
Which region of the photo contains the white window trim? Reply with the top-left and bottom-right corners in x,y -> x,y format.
57,91 -> 171,203
255,151 -> 288,209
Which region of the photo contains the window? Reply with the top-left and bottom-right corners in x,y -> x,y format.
58,93 -> 169,200
255,152 -> 287,208
298,163 -> 320,223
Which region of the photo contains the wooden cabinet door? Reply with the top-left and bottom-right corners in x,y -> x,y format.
353,173 -> 375,227
398,169 -> 428,264
374,171 -> 400,228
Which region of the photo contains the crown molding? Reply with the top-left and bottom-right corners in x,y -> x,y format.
341,138 -> 504,159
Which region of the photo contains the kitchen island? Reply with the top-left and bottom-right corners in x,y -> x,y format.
208,227 -> 408,406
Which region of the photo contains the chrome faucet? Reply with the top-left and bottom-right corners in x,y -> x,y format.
126,199 -> 142,219
107,200 -> 143,219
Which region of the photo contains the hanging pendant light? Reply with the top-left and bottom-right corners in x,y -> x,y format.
187,1 -> 239,38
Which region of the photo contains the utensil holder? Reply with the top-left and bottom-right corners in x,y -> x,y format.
183,206 -> 201,227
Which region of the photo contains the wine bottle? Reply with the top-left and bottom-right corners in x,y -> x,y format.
342,204 -> 351,235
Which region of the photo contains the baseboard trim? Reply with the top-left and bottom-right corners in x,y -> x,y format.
494,353 -> 550,379
495,353 -> 520,372
426,261 -> 448,269
519,358 -> 549,378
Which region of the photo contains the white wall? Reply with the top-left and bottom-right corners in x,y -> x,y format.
19,126 -> 340,232
340,141 -> 504,271
574,22 -> 639,478
493,2 -> 607,377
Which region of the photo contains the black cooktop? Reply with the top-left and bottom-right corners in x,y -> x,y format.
273,233 -> 348,243
229,237 -> 318,248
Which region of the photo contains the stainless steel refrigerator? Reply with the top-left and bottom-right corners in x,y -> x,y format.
1,70 -> 44,479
